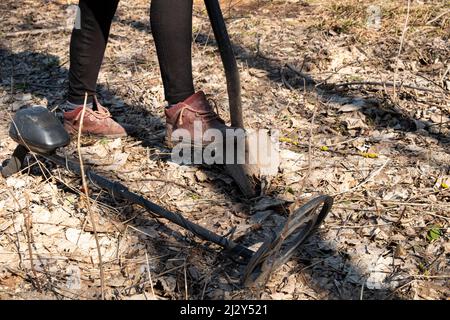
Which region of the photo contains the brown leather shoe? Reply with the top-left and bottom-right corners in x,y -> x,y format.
165,91 -> 228,147
63,99 -> 128,138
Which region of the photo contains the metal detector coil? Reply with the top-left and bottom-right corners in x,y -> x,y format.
242,195 -> 333,287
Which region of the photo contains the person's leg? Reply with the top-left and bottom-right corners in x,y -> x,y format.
150,0 -> 195,105
151,0 -> 229,146
64,0 -> 129,137
68,0 -> 119,105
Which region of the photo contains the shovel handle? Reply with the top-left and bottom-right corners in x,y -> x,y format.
1,144 -> 28,178
204,0 -> 243,129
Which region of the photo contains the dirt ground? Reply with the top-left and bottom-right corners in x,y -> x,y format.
0,0 -> 449,300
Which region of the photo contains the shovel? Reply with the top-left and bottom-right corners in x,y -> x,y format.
204,0 -> 279,197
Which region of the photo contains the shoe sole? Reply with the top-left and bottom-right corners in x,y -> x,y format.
64,123 -> 127,139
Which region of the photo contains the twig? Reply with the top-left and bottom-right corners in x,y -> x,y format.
298,97 -> 316,194
325,137 -> 359,148
256,36 -> 281,62
380,200 -> 450,210
145,251 -> 156,299
333,159 -> 390,196
4,27 -> 69,37
4,188 -> 24,268
393,0 -> 411,101
360,278 -> 365,300
328,222 -> 393,229
386,279 -> 414,300
423,212 -> 450,221
411,274 -> 450,279
300,255 -> 336,271
184,259 -> 188,300
334,81 -> 445,94
77,92 -> 106,300
440,65 -> 450,84
201,276 -> 210,300
414,72 -> 448,92
136,178 -> 201,195
23,192 -> 41,292
127,225 -> 157,239
426,10 -> 450,25
285,63 -> 315,85
281,67 -> 295,90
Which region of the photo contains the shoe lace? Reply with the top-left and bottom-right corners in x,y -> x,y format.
89,105 -> 112,119
176,100 -> 224,125
92,96 -> 113,119
75,96 -> 112,120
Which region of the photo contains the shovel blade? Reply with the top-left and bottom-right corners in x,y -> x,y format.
224,129 -> 279,197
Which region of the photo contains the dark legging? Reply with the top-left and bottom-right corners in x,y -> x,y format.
68,0 -> 195,105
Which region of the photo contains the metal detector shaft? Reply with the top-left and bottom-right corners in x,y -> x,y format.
204,0 -> 243,129
44,153 -> 254,260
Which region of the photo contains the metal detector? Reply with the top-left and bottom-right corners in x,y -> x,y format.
1,106 -> 332,286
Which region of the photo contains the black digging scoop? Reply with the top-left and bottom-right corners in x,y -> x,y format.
1,106 -> 70,177
9,106 -> 70,154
